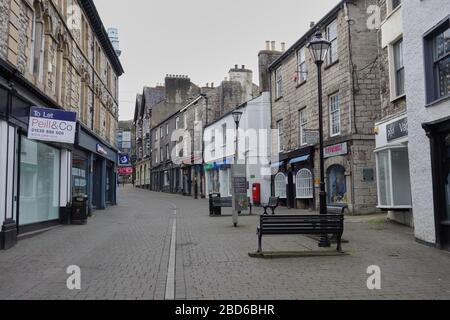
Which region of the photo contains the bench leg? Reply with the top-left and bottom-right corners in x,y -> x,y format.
257,233 -> 262,253
271,208 -> 276,215
263,208 -> 268,215
337,235 -> 343,253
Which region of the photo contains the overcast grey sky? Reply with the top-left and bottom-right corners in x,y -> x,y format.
93,0 -> 341,120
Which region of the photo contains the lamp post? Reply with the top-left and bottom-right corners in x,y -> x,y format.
232,110 -> 243,227
307,30 -> 332,248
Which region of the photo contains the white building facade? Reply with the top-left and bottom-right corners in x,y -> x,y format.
403,0 -> 450,250
204,93 -> 273,204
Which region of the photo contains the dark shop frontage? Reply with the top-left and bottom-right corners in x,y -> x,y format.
74,124 -> 118,214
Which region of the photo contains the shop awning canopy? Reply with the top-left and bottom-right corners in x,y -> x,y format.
288,155 -> 310,165
271,161 -> 285,168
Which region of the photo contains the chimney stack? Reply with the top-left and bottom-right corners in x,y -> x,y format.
271,41 -> 276,51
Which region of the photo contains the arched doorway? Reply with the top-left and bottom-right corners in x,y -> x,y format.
274,173 -> 287,202
327,165 -> 347,204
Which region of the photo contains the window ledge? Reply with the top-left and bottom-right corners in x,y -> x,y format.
296,80 -> 307,89
324,59 -> 339,70
425,94 -> 450,108
274,96 -> 284,102
390,94 -> 406,103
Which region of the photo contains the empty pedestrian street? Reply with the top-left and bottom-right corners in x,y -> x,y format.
0,186 -> 449,300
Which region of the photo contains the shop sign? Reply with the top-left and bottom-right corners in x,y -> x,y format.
28,106 -> 77,144
324,142 -> 348,159
119,154 -> 130,166
387,117 -> 408,142
118,167 -> 134,175
96,144 -> 108,156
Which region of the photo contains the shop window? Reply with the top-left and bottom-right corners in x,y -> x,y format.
72,150 -> 88,196
296,169 -> 313,199
19,137 -> 60,226
274,173 -> 287,199
376,148 -> 412,208
0,86 -> 8,115
327,165 -> 347,204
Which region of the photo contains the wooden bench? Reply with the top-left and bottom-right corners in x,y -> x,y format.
262,197 -> 280,215
209,196 -> 252,215
327,204 -> 348,215
256,214 -> 344,253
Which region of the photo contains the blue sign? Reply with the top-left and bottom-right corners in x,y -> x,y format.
28,106 -> 77,144
119,154 -> 130,166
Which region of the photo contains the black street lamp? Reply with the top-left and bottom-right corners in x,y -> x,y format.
307,30 -> 332,248
232,110 -> 243,227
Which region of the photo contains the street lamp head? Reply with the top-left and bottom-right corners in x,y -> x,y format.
307,29 -> 331,64
232,110 -> 243,125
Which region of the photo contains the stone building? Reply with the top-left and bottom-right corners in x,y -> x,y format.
269,0 -> 381,214
403,0 -> 450,250
133,86 -> 165,189
150,75 -> 201,193
0,0 -> 123,249
374,0 -> 412,226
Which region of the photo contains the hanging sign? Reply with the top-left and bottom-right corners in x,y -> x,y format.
28,106 -> 77,144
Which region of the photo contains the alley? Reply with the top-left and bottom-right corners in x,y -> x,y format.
0,187 -> 449,300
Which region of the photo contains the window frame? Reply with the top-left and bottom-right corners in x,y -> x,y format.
275,66 -> 283,99
277,119 -> 284,152
326,19 -> 338,65
296,169 -> 314,199
329,94 -> 341,137
424,16 -> 450,104
299,108 -> 308,146
392,38 -> 405,97
297,47 -> 307,83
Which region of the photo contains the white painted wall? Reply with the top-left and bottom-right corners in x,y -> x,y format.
403,0 -> 450,244
204,92 -> 272,203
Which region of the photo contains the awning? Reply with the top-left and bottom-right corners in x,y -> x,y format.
271,161 -> 285,168
288,155 -> 310,165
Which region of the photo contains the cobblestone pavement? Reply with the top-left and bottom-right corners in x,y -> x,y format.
0,186 -> 449,300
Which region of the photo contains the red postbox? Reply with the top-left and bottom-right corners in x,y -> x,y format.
252,183 -> 261,206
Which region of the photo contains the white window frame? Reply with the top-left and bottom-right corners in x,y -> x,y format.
296,169 -> 313,199
375,147 -> 412,209
299,108 -> 308,146
277,120 -> 283,152
29,10 -> 37,74
160,127 -> 163,139
166,123 -> 169,136
175,117 -> 180,130
329,94 -> 341,137
297,47 -> 307,83
326,19 -> 338,65
275,66 -> 283,99
274,173 -> 287,199
391,38 -> 405,98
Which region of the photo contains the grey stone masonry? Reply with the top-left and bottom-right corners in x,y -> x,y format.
269,0 -> 382,214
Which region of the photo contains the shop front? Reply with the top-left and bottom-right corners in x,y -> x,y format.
423,117 -> 450,250
273,147 -> 315,209
375,115 -> 412,226
0,75 -> 73,249
74,124 -> 118,213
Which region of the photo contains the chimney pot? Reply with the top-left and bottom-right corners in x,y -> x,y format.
266,40 -> 270,50
235,64 -> 238,69
281,42 -> 286,52
310,21 -> 315,28
211,82 -> 214,88
242,65 -> 245,69
271,41 -> 276,51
